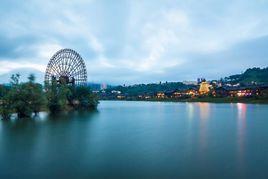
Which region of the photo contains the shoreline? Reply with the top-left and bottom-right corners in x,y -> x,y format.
100,98 -> 268,104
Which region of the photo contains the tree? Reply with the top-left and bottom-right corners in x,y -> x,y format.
10,73 -> 20,85
27,74 -> 46,115
8,74 -> 46,118
0,83 -> 12,120
46,78 -> 72,113
46,78 -> 62,113
72,86 -> 98,109
0,93 -> 12,120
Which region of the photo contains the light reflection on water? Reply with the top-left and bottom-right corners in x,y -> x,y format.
236,103 -> 247,174
197,103 -> 210,160
199,103 -> 210,121
186,102 -> 194,120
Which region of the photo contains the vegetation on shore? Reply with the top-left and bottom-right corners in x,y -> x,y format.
226,67 -> 268,84
104,82 -> 190,97
102,96 -> 268,104
99,67 -> 268,104
0,74 -> 98,120
103,67 -> 268,96
153,97 -> 268,104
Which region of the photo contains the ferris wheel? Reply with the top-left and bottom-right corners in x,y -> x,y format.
44,49 -> 87,86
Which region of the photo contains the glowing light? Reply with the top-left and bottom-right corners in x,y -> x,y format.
199,82 -> 210,94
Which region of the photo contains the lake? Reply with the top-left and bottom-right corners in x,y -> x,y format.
0,101 -> 268,178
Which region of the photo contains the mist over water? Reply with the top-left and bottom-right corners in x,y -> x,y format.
0,101 -> 267,178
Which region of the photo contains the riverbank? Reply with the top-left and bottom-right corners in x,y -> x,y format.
100,97 -> 268,104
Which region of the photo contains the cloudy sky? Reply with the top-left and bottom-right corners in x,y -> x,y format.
0,0 -> 268,84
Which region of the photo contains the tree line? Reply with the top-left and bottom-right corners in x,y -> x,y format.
0,74 -> 98,120
225,67 -> 268,84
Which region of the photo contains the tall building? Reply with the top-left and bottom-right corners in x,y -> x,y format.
101,83 -> 107,90
199,80 -> 210,94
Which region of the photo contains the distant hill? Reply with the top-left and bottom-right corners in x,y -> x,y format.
0,68 -> 44,84
106,82 -> 191,96
225,67 -> 268,84
86,83 -> 114,91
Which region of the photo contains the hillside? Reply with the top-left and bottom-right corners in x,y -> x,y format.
105,82 -> 192,96
226,67 -> 268,84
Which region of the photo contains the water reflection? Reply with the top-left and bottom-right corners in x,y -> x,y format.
197,103 -> 210,158
236,103 -> 247,174
186,103 -> 194,120
237,103 -> 247,120
198,103 -> 210,120
0,110 -> 99,175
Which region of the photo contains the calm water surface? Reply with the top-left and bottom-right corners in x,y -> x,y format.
0,101 -> 268,178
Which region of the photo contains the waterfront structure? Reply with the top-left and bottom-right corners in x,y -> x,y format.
171,88 -> 198,98
44,49 -> 87,86
214,85 -> 268,97
156,92 -> 165,99
117,95 -> 125,99
199,80 -> 210,94
228,86 -> 259,97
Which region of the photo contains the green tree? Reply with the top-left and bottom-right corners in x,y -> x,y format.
46,78 -> 62,113
8,74 -> 46,118
27,74 -> 46,115
10,73 -> 20,85
0,83 -> 12,119
72,86 -> 98,109
58,83 -> 72,110
46,78 -> 72,113
0,94 -> 12,120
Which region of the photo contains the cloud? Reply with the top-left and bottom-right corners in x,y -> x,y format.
0,61 -> 45,74
0,0 -> 268,84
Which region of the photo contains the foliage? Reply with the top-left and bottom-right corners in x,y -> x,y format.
0,85 -> 10,99
46,79 -> 98,113
0,95 -> 12,120
46,78 -> 70,113
261,89 -> 268,99
105,82 -> 189,96
8,74 -> 46,118
72,86 -> 99,109
27,75 -> 47,114
226,67 -> 268,84
0,73 -> 99,120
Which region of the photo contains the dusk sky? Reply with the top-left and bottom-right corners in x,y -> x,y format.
0,0 -> 268,84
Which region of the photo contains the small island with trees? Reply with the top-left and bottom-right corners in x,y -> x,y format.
0,49 -> 99,120
0,74 -> 98,120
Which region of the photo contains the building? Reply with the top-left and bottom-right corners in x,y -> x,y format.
171,88 -> 198,98
228,86 -> 259,97
117,95 -> 125,99
199,80 -> 210,95
111,90 -> 121,94
183,81 -> 198,85
214,85 -> 265,97
156,92 -> 165,99
101,83 -> 107,90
